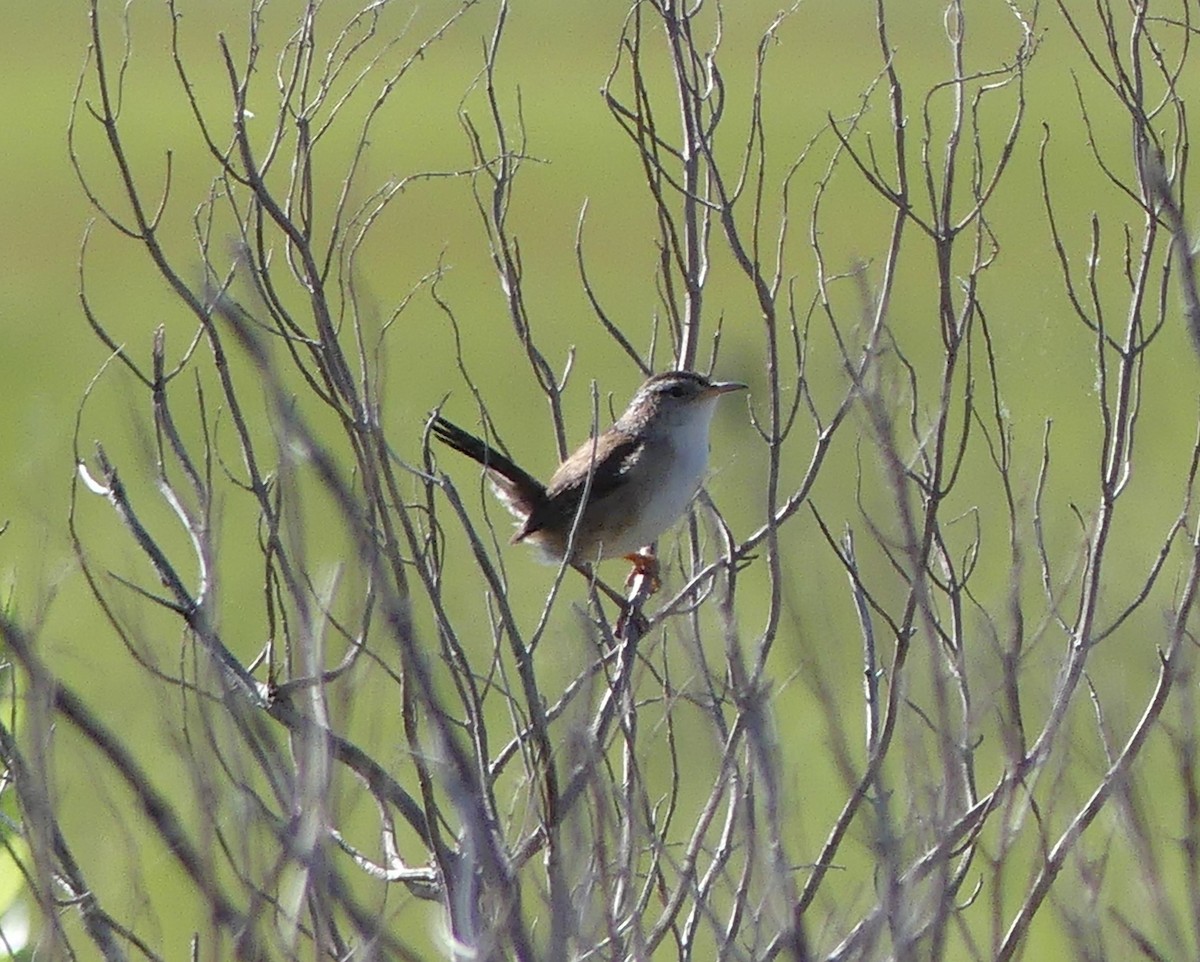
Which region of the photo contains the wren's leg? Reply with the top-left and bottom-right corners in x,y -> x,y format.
616,549 -> 657,637
623,548 -> 661,593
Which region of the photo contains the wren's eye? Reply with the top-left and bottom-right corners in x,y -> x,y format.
669,384 -> 687,398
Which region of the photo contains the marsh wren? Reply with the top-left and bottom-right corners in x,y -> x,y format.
431,371 -> 746,579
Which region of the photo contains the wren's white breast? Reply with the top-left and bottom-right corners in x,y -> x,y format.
600,394 -> 720,558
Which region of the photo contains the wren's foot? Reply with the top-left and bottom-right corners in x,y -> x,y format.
623,549 -> 661,593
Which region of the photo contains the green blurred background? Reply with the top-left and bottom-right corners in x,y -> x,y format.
3,0 -> 1199,957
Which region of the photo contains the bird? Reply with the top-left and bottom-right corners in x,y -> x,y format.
430,370 -> 746,583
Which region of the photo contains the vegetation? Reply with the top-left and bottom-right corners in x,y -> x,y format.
1,0 -> 1198,959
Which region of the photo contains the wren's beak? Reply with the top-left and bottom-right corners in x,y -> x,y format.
705,380 -> 748,397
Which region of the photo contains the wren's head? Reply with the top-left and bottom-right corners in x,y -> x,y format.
616,370 -> 747,440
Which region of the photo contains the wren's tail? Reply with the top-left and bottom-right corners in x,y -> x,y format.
429,415 -> 546,520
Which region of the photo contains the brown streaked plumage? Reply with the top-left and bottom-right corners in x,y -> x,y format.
430,371 -> 745,568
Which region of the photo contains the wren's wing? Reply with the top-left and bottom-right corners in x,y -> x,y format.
516,429 -> 642,542
430,416 -> 546,520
